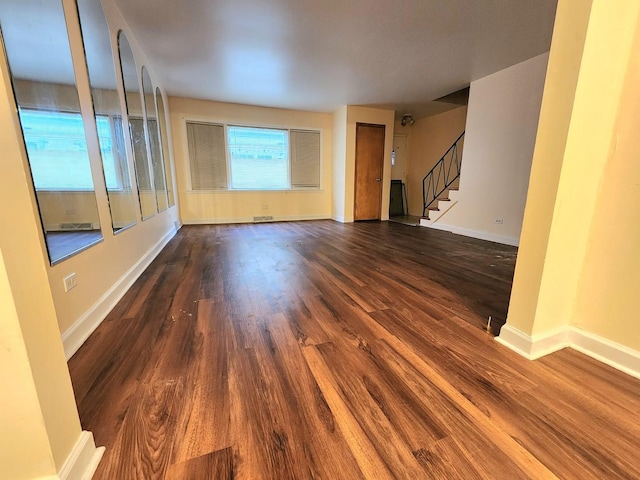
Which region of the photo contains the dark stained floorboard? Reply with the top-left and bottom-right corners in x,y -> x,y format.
68,221 -> 640,479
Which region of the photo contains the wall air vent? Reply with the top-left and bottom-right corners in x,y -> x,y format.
59,222 -> 94,231
253,216 -> 274,223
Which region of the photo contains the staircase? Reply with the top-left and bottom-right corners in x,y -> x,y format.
420,132 -> 465,227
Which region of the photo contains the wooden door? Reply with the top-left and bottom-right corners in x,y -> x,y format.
354,123 -> 385,220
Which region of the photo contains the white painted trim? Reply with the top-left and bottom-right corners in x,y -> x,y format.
424,222 -> 519,247
62,226 -> 178,360
58,431 -> 104,480
183,214 -> 331,225
332,215 -> 346,223
571,328 -> 640,381
497,325 -> 640,380
496,324 -> 571,360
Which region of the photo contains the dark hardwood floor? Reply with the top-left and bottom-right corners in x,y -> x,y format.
68,221 -> 640,479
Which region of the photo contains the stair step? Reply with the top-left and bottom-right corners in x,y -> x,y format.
427,206 -> 440,211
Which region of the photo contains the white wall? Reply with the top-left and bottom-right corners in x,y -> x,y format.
434,53 -> 549,245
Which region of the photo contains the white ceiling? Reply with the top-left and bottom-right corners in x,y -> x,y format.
113,0 -> 557,117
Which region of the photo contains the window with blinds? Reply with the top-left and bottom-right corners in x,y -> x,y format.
291,129 -> 320,188
186,121 -> 321,191
186,122 -> 228,190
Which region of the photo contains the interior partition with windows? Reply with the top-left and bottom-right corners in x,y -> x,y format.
0,0 -> 177,265
186,122 -> 321,191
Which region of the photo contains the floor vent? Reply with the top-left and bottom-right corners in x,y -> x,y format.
253,216 -> 274,223
60,222 -> 94,231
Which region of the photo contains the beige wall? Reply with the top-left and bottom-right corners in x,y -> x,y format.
504,0 -> 640,354
166,99 -> 394,225
32,191 -> 138,231
37,191 -> 101,230
341,106 -> 396,222
572,13 -> 640,348
391,134 -> 408,183
0,0 -> 181,474
0,252 -> 58,480
332,106 -> 348,221
41,0 -> 180,337
505,0 -> 593,335
435,53 -> 549,246
0,23 -> 83,476
395,107 -> 467,217
169,96 -> 333,224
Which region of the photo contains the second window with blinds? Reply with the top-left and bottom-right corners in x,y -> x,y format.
186,122 -> 321,191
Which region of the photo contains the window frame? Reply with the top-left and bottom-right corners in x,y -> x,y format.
18,107 -> 125,192
95,113 -> 126,192
226,124 -> 290,191
184,118 -> 322,193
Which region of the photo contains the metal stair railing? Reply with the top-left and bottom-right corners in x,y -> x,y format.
422,131 -> 465,218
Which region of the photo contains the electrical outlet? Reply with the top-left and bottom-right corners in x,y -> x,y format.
262,204 -> 269,211
63,273 -> 77,292
494,218 -> 504,224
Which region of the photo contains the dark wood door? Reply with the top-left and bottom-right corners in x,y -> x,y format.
354,123 -> 385,220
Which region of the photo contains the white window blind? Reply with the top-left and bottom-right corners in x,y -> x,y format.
290,129 -> 320,188
186,122 -> 227,190
227,126 -> 288,190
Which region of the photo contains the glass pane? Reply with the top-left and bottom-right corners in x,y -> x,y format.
142,67 -> 167,212
0,0 -> 103,264
77,0 -> 137,233
117,31 -> 156,219
228,126 -> 289,190
156,88 -> 175,207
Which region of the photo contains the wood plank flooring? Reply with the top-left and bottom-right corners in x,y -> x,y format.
68,221 -> 640,479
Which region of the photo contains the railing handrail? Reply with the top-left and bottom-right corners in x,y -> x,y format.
421,131 -> 464,185
422,131 -> 465,217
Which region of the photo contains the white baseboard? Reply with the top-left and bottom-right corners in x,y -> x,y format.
62,225 -> 178,360
183,214 -> 331,225
497,324 -> 640,380
58,431 -> 104,480
571,328 -> 640,380
424,222 -> 519,247
496,325 -> 571,360
332,215 -> 346,223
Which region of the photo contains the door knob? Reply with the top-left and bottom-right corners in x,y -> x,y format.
375,178 -> 381,182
